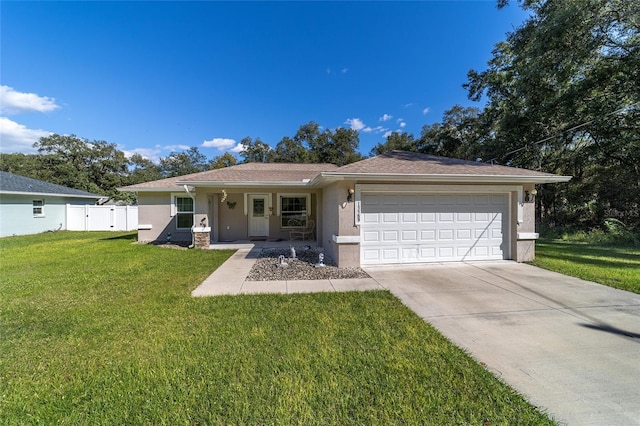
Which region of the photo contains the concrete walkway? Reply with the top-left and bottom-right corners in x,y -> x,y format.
191,243 -> 383,296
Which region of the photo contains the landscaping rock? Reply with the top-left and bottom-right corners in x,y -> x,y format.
246,247 -> 370,281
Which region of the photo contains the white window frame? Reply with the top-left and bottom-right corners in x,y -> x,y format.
277,193 -> 310,229
171,194 -> 194,230
33,199 -> 45,217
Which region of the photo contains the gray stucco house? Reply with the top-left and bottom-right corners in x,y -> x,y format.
119,151 -> 570,267
0,171 -> 103,237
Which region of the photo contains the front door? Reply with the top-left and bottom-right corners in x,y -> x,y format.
248,194 -> 269,237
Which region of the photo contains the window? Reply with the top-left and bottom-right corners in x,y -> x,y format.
174,196 -> 194,229
33,200 -> 44,217
280,195 -> 308,228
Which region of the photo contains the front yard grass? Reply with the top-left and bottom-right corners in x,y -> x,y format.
530,239 -> 640,294
1,231 -> 554,425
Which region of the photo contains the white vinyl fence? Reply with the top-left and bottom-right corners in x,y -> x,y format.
67,205 -> 138,231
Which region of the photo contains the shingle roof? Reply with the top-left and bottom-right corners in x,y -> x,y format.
0,171 -> 103,198
331,151 -> 564,178
119,151 -> 570,192
120,162 -> 339,191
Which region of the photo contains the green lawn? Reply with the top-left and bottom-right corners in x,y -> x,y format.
1,232 -> 554,425
531,239 -> 640,294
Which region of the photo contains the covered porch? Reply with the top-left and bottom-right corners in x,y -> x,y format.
193,188 -> 322,246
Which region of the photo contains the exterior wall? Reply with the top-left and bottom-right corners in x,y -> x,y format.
322,181 -> 360,268
134,181 -> 540,264
197,188 -> 320,242
137,192 -> 192,243
0,194 -> 96,238
217,192 -> 248,241
516,183 -> 537,262
325,181 -> 540,266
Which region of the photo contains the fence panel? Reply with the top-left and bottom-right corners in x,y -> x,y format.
66,205 -> 138,231
66,205 -> 87,231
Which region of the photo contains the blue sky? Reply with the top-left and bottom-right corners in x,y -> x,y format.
1,1 -> 529,162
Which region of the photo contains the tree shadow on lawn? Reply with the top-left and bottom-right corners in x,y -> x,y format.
538,241 -> 640,263
537,252 -> 640,271
99,233 -> 138,243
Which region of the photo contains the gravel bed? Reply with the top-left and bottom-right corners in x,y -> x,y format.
246,247 -> 370,281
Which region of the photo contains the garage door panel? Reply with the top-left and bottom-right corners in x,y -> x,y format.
361,192 -> 509,265
438,247 -> 455,258
420,212 -> 436,222
474,195 -> 490,204
457,212 -> 472,222
383,195 -> 399,205
401,230 -> 418,242
362,248 -> 381,261
457,229 -> 472,240
383,230 -> 399,242
382,248 -> 400,261
474,246 -> 489,256
421,230 -> 436,241
383,212 -> 398,223
402,247 -> 418,261
420,247 -> 437,259
439,229 -> 454,240
362,212 -> 380,224
363,230 -> 380,242
402,212 -> 417,223
400,195 -> 417,205
439,212 -> 454,222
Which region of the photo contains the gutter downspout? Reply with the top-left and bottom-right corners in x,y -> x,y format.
183,185 -> 196,248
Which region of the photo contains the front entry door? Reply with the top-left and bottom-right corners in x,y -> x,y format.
248,194 -> 269,237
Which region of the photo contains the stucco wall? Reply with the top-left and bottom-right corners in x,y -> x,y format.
516,183 -> 538,262
137,189 -> 323,244
137,192 -> 192,243
192,188 -> 320,242
0,194 -> 95,237
321,181 -> 360,267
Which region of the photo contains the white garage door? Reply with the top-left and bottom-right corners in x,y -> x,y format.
360,193 -> 509,264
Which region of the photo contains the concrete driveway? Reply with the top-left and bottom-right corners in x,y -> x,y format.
365,261 -> 640,426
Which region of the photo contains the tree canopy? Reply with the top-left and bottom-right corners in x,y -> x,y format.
239,121 -> 363,166
373,0 -> 639,230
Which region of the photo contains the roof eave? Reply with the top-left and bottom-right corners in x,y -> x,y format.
311,173 -> 572,186
175,180 -> 311,187
0,190 -> 103,199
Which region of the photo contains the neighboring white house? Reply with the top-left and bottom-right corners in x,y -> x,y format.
0,171 -> 103,237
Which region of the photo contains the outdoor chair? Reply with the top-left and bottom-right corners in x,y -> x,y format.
288,219 -> 315,241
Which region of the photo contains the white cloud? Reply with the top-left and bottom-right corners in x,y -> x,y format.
379,114 -> 393,122
158,144 -> 191,152
399,122 -> 406,128
202,137 -> 237,150
0,85 -> 60,115
403,103 -> 414,108
230,143 -> 245,153
422,107 -> 431,115
345,118 -> 366,131
0,117 -> 51,153
383,131 -> 393,138
363,125 -> 387,134
121,147 -> 163,163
